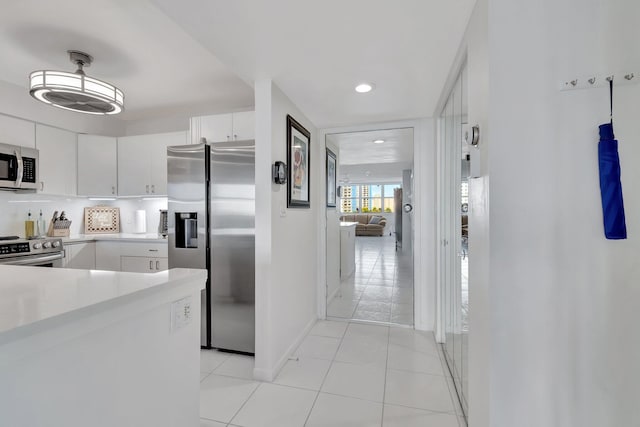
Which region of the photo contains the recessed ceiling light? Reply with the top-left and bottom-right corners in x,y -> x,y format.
355,83 -> 374,93
373,139 -> 385,144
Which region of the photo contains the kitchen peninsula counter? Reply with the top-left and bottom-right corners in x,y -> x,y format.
0,265 -> 206,427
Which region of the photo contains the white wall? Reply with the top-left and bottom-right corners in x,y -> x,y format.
254,80 -> 319,381
486,0 -> 640,425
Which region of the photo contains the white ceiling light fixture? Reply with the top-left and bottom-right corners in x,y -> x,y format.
373,139 -> 385,144
355,83 -> 374,93
29,50 -> 124,115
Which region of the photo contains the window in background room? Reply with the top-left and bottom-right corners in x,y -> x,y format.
340,183 -> 400,213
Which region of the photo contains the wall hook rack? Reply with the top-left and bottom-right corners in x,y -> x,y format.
560,71 -> 638,91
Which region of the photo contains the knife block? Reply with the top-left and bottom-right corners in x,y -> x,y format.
47,219 -> 71,237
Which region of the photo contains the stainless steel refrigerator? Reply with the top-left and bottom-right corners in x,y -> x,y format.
167,140 -> 255,353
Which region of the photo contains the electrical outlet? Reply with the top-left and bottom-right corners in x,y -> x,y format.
171,296 -> 192,332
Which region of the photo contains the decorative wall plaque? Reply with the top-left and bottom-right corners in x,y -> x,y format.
84,206 -> 120,234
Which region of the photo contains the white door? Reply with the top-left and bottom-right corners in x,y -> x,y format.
77,135 -> 118,196
35,124 -> 77,195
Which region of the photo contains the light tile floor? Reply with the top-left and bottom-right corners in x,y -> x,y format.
200,321 -> 466,426
327,236 -> 414,326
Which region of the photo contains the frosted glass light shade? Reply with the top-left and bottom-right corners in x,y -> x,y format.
29,70 -> 124,115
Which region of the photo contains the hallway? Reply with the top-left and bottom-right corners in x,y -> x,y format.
327,236 -> 413,325
200,322 -> 464,426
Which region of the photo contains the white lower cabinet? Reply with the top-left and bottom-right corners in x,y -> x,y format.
121,256 -> 168,273
95,241 -> 121,271
63,242 -> 96,269
94,240 -> 168,272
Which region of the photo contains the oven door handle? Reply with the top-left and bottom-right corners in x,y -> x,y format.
14,149 -> 23,188
0,252 -> 64,266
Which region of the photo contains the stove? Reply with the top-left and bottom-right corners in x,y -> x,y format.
0,237 -> 64,267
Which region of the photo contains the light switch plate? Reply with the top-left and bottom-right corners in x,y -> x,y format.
171,296 -> 192,332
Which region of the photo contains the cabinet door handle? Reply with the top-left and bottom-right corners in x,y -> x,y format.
151,184 -> 155,194
40,181 -> 45,191
111,186 -> 115,195
146,184 -> 149,194
233,134 -> 238,140
148,249 -> 158,252
156,260 -> 160,270
149,260 -> 153,270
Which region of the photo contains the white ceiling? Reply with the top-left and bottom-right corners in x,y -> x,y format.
340,162 -> 412,184
152,0 -> 476,128
328,128 -> 414,165
329,128 -> 413,184
0,0 -> 254,121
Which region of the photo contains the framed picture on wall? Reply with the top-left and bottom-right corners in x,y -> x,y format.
326,149 -> 337,207
287,114 -> 311,208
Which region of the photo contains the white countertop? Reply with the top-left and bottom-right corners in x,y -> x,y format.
340,221 -> 359,227
0,265 -> 206,344
63,233 -> 168,243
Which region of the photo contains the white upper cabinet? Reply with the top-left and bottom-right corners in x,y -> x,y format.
77,134 -> 118,197
118,131 -> 187,197
117,135 -> 150,197
190,111 -> 254,144
0,115 -> 35,148
197,113 -> 233,143
231,111 -> 255,141
35,124 -> 77,196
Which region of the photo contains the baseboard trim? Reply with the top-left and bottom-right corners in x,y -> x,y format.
252,316 -> 317,382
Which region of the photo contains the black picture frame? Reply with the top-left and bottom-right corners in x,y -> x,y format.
286,115 -> 311,208
326,149 -> 337,207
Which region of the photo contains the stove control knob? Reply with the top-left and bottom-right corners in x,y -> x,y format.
33,242 -> 42,249
43,242 -> 52,249
52,241 -> 61,248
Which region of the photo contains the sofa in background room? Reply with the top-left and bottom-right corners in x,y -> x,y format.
340,214 -> 387,236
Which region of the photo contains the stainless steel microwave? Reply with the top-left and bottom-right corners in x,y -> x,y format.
0,143 -> 38,191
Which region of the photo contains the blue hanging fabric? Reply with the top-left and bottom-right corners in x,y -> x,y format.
598,78 -> 627,239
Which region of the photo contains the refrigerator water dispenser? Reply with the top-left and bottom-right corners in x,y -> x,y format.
175,213 -> 198,248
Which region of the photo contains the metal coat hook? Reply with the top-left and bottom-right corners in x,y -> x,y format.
561,71 -> 638,92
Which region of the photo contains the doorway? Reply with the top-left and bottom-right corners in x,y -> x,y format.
324,128 -> 415,326
438,61 -> 469,417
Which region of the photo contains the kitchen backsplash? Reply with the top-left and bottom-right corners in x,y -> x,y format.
0,192 -> 167,238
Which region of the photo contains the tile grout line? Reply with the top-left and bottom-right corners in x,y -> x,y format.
380,324 -> 391,427
303,322 -> 349,426
225,379 -> 262,426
